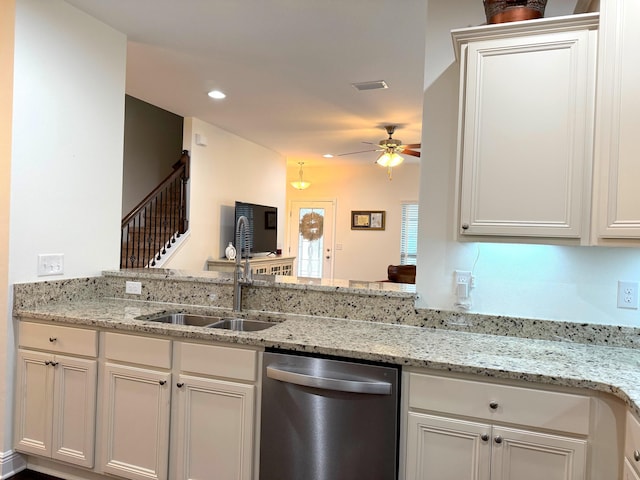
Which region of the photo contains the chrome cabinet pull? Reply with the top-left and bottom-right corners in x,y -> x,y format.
159,380 -> 166,386
49,337 -> 57,342
176,382 -> 185,388
51,361 -> 58,367
489,401 -> 499,410
494,435 -> 503,444
461,223 -> 469,230
44,360 -> 51,366
634,450 -> 640,462
480,433 -> 489,442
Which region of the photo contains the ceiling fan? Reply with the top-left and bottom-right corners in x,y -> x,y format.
333,125 -> 421,179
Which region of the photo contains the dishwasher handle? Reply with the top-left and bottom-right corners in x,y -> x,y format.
266,365 -> 392,395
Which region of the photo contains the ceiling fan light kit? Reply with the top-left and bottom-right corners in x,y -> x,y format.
291,162 -> 311,190
329,125 -> 421,180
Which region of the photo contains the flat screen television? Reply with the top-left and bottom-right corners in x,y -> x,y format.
234,201 -> 278,257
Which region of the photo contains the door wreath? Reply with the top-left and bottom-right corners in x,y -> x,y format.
299,212 -> 324,241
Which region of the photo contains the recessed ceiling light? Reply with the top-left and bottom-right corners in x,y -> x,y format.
323,154 -> 334,158
207,90 -> 226,99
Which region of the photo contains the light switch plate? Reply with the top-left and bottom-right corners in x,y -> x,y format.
37,254 -> 64,276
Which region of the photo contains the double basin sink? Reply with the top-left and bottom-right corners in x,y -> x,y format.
137,312 -> 275,332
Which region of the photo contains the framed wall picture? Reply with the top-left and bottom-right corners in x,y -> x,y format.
351,210 -> 385,230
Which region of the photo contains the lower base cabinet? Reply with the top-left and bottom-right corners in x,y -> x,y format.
404,371 -> 590,480
14,322 -> 98,469
171,341 -> 257,480
101,363 -> 171,480
406,412 -> 586,480
172,375 -> 255,480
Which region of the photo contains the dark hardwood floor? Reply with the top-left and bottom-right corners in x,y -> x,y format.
10,471 -> 63,480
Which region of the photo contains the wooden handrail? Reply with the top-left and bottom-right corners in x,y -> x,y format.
121,150 -> 190,228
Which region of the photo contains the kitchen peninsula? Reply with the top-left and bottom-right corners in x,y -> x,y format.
11,269 -> 640,479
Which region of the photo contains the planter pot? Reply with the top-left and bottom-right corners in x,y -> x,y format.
483,0 -> 547,24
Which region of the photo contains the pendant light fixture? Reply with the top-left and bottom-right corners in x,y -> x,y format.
291,162 -> 311,190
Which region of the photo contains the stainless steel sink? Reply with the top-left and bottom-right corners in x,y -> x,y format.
209,318 -> 274,332
138,313 -> 275,331
140,313 -> 222,327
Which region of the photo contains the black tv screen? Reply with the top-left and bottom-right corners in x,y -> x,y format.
234,201 -> 278,256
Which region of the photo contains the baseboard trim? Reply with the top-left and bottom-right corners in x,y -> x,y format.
0,450 -> 27,479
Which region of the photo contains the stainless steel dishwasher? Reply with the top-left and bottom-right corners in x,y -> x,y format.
259,350 -> 400,480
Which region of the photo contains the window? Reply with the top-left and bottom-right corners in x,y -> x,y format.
400,203 -> 419,265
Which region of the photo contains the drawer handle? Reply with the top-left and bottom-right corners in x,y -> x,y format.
50,361 -> 58,367
494,435 -> 503,444
159,380 -> 166,386
489,401 -> 499,410
481,433 -> 489,442
176,382 -> 185,388
44,360 -> 51,366
49,337 -> 57,343
634,450 -> 640,462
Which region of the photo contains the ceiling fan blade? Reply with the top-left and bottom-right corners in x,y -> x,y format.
402,149 -> 421,158
333,148 -> 380,157
403,143 -> 421,149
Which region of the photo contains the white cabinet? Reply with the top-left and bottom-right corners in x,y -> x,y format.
593,0 -> 640,242
624,411 -> 640,479
99,333 -> 259,480
626,458 -> 640,480
452,14 -> 598,241
404,371 -> 589,480
100,333 -> 172,480
207,255 -> 295,276
14,322 -> 98,468
172,342 -> 258,480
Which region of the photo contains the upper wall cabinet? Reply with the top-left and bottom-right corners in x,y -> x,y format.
593,0 -> 640,244
452,14 -> 599,243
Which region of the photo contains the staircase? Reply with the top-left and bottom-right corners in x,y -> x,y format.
120,150 -> 190,268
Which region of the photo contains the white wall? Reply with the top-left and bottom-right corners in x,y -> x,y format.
417,0 -> 640,327
1,0 -> 125,472
163,117 -> 286,271
287,161 -> 419,281
10,0 -> 127,283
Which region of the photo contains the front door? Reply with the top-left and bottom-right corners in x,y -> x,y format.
288,201 -> 335,279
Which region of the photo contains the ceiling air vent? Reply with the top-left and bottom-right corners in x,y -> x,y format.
351,80 -> 389,91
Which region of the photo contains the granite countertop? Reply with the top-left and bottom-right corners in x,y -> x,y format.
13,297 -> 640,417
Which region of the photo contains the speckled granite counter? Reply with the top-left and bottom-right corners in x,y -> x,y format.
13,294 -> 640,419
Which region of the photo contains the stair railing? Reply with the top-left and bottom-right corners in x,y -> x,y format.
120,150 -> 190,268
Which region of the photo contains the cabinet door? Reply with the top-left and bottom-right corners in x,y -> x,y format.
459,28 -> 595,238
51,355 -> 97,468
14,349 -> 53,457
595,0 -> 640,239
405,412 -> 491,480
491,426 -> 587,480
173,374 -> 255,480
625,458 -> 640,480
101,363 -> 171,480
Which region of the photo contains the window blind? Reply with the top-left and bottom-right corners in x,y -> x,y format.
400,203 -> 419,265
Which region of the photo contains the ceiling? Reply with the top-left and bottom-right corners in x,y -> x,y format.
63,0 -> 586,166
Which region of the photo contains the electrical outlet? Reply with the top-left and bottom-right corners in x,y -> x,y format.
617,281 -> 639,309
37,254 -> 64,276
454,270 -> 473,298
125,281 -> 142,295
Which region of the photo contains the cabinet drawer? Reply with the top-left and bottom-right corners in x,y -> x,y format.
178,342 -> 258,382
103,332 -> 172,369
19,322 -> 97,357
625,411 -> 640,474
409,372 -> 590,435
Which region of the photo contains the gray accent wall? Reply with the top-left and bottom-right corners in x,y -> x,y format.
122,95 -> 184,216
